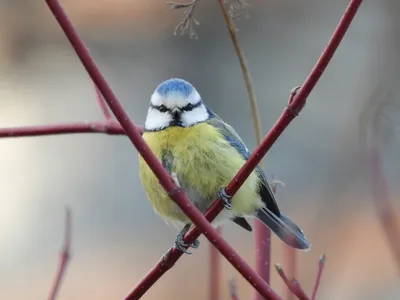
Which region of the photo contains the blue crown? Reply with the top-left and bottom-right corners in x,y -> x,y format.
155,78 -> 194,98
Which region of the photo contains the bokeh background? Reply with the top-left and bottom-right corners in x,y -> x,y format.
0,0 -> 399,299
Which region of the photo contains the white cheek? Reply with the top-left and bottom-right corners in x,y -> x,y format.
150,93 -> 164,106
144,108 -> 172,130
181,106 -> 209,126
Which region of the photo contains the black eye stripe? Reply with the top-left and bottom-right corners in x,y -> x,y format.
150,104 -> 169,112
181,101 -> 202,111
150,101 -> 202,112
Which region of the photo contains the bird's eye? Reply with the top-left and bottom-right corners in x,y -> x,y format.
183,103 -> 194,111
158,105 -> 168,112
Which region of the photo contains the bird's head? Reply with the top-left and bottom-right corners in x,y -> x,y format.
144,78 -> 211,131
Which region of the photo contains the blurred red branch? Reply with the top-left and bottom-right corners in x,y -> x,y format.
48,207 -> 72,300
275,264 -> 309,300
218,0 -> 272,296
311,255 -> 326,300
284,246 -> 297,300
94,84 -> 113,120
45,1 -> 282,299
270,179 -> 298,300
275,254 -> 326,300
209,227 -> 222,300
42,0 -> 362,299
0,121 -> 125,138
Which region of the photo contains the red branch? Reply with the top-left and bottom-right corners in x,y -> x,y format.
127,1 -> 362,297
210,227 -> 222,300
254,218 -> 271,295
284,246 -> 297,300
275,254 -> 326,300
267,179 -> 298,300
311,255 -> 326,300
254,179 -> 283,300
268,179 -> 297,300
275,264 -> 309,300
39,0 -> 363,299
45,1 -> 281,299
0,121 -> 125,138
94,83 -> 113,120
48,207 -> 72,300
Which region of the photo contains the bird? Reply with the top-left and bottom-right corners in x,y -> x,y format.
138,78 -> 310,253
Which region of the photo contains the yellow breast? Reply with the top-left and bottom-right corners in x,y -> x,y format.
138,122 -> 263,224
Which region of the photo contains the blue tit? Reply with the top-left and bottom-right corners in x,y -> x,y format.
139,78 -> 310,252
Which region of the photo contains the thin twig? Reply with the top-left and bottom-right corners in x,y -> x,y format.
44,0 -> 363,298
130,0 -> 362,297
48,207 -> 72,300
0,121 -> 126,138
46,1 -> 282,299
94,84 -> 112,120
275,264 -> 310,300
167,0 -> 200,38
311,254 -> 326,300
217,0 -> 261,146
218,2 -> 271,297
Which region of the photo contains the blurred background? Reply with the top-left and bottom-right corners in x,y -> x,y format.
0,0 -> 399,299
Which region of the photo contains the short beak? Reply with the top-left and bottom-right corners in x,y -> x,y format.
171,108 -> 181,120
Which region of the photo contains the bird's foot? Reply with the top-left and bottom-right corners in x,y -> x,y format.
217,187 -> 232,210
174,224 -> 200,254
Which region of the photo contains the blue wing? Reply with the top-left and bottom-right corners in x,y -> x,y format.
204,112 -> 311,250
206,114 -> 281,216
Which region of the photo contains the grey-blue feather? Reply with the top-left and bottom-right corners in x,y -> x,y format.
206,113 -> 310,250
205,114 -> 281,216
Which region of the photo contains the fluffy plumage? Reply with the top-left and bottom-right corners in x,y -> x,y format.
139,78 -> 310,250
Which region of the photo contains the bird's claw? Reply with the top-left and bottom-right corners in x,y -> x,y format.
174,227 -> 200,254
218,187 -> 232,210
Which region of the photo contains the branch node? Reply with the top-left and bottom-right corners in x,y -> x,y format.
286,86 -> 303,116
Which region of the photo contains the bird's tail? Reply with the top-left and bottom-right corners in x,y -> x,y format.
256,208 -> 311,251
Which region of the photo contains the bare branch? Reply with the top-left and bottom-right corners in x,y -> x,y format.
47,207 -> 72,300
275,264 -> 310,300
94,84 -> 112,121
167,0 -> 200,39
0,121 -> 126,138
226,0 -> 251,21
311,254 -> 326,300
